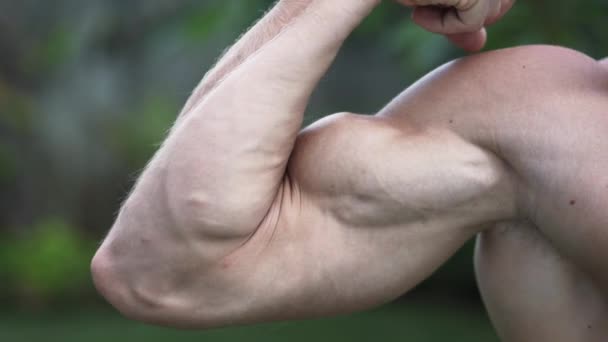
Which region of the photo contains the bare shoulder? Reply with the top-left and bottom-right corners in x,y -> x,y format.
452,45 -> 606,88
377,44 -> 608,289
471,46 -> 608,289
453,45 -> 608,122
458,46 -> 608,339
378,45 -> 607,137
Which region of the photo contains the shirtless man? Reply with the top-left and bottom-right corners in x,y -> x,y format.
91,0 -> 608,340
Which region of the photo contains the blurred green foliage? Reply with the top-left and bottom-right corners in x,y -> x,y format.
0,219 -> 96,306
1,301 -> 498,342
0,0 -> 606,313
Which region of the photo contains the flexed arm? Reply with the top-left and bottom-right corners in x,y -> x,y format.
92,0 -> 520,330
92,0 -> 382,327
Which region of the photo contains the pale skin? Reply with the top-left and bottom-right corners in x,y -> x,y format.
91,0 -> 608,340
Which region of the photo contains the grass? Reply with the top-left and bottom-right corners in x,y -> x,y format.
0,300 -> 498,342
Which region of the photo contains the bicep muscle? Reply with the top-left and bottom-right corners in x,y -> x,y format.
202,112 -> 512,324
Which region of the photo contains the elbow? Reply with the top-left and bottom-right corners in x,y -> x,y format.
91,244 -> 143,322
91,238 -> 225,329
91,242 -> 184,327
91,192 -> 244,328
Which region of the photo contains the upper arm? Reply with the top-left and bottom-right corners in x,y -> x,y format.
154,112 -> 516,327
289,113 -> 513,229
104,111 -> 514,328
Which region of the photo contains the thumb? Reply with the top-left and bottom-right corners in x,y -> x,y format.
446,29 -> 487,52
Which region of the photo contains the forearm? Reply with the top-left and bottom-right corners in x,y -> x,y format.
93,0 -> 380,326
92,2 -> 320,318
120,0 -> 332,237
103,0 -> 312,250
164,0 -> 316,236
160,0 -> 380,237
179,0 -> 311,117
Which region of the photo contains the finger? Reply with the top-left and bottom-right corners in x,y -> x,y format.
446,28 -> 487,52
411,3 -> 488,34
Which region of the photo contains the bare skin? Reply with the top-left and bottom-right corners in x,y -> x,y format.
385,46 -> 608,340
477,221 -> 608,341
397,0 -> 515,51
476,51 -> 608,341
91,0 -> 608,339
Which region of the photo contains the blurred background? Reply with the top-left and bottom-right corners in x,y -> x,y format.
0,0 -> 606,341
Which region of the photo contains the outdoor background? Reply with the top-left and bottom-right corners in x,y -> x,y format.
0,0 -> 606,341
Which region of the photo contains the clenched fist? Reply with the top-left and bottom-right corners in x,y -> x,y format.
396,0 -> 515,51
